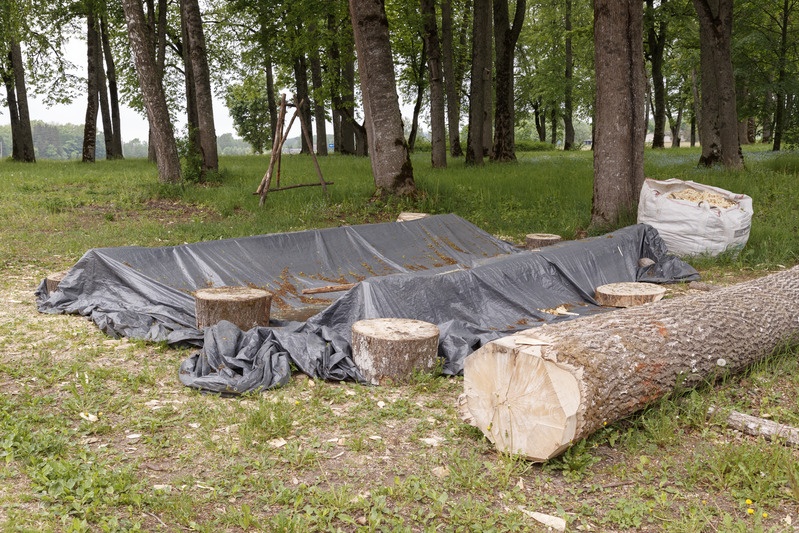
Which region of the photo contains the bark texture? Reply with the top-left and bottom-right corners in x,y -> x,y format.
591,0 -> 645,227
492,0 -> 526,162
182,0 -> 219,173
463,266 -> 799,461
466,0 -> 491,165
646,0 -> 667,149
122,0 -> 182,182
563,0 -> 575,150
440,0 -> 463,157
5,41 -> 35,162
195,287 -> 272,331
352,318 -> 440,385
100,16 -> 124,159
421,0 -> 447,168
349,0 -> 415,196
83,13 -> 100,163
693,0 -> 742,168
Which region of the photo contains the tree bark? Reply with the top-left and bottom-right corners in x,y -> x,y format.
4,42 -> 35,162
294,53 -> 313,155
463,266 -> 799,461
182,0 -> 219,174
100,16 -> 124,159
591,0 -> 645,227
563,0 -> 576,150
407,44 -> 427,153
771,0 -> 791,151
693,0 -> 742,168
309,51 -> 328,156
492,0 -> 525,162
466,0 -> 491,165
122,0 -> 182,183
422,0 -> 447,168
441,0 -> 463,157
96,19 -> 115,161
352,318 -> 439,385
646,0 -> 667,149
266,56 -> 277,150
83,13 -> 100,163
180,1 -> 202,169
349,0 -> 415,196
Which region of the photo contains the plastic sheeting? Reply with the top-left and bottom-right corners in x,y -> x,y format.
36,215 -> 699,394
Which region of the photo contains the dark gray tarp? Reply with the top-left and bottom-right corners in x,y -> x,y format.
36,215 -> 699,394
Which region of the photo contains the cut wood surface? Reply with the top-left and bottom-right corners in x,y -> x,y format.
195,286 -> 272,331
525,233 -> 562,250
301,283 -> 357,295
397,212 -> 431,222
594,282 -> 666,307
45,270 -> 70,293
351,318 -> 440,385
462,266 -> 799,461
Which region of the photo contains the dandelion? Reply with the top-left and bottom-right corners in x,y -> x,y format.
762,512 -> 768,519
746,499 -> 753,505
747,508 -> 755,515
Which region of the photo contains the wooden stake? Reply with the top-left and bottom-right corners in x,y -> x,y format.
301,283 -> 356,295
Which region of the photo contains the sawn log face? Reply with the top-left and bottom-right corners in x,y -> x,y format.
463,266 -> 799,461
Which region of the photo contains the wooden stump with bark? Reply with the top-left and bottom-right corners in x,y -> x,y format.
45,270 -> 70,293
462,266 -> 799,461
195,286 -> 272,331
525,233 -> 562,250
351,318 -> 440,385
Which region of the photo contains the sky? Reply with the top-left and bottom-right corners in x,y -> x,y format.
0,38 -> 239,144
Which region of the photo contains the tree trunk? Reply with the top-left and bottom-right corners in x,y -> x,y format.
690,67 -> 701,146
533,99 -> 546,142
591,0 -> 645,227
3,45 -> 34,162
563,0 -> 576,151
83,13 -> 100,163
466,0 -> 491,165
422,0 -> 447,168
549,107 -> 558,146
266,56 -> 277,150
646,0 -> 667,149
182,0 -> 219,173
463,266 -> 799,461
761,91 -> 773,144
481,11 -> 493,158
309,51 -> 328,156
349,0 -> 415,196
441,0 -> 463,157
341,57 -> 358,155
96,21 -> 115,161
122,0 -> 182,183
100,17 -> 124,159
180,1 -> 202,169
408,44 -> 427,153
294,53 -> 313,155
693,0 -> 742,168
195,287 -> 272,331
492,0 -> 525,162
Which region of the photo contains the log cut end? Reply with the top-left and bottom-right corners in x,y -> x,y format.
595,282 -> 666,307
195,286 -> 272,331
351,318 -> 440,385
525,233 -> 563,250
397,212 -> 431,222
463,334 -> 581,462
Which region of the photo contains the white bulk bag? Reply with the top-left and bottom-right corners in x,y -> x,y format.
637,178 -> 753,257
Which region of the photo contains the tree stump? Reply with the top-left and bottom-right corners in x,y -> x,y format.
351,318 -> 440,385
195,286 -> 272,331
397,212 -> 430,222
462,266 -> 799,461
525,233 -> 562,250
594,282 -> 666,307
45,270 -> 70,293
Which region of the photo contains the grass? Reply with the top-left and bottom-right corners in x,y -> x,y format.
0,146 -> 798,531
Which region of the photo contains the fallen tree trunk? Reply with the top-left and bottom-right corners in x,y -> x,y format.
462,266 -> 799,461
711,408 -> 799,447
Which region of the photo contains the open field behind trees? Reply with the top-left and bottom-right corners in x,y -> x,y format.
1,147 -> 798,531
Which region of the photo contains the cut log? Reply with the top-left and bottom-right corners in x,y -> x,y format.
711,408 -> 799,447
462,266 -> 799,461
45,270 -> 70,293
397,212 -> 431,222
594,282 -> 666,307
195,286 -> 272,331
525,233 -> 562,250
351,318 -> 440,385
